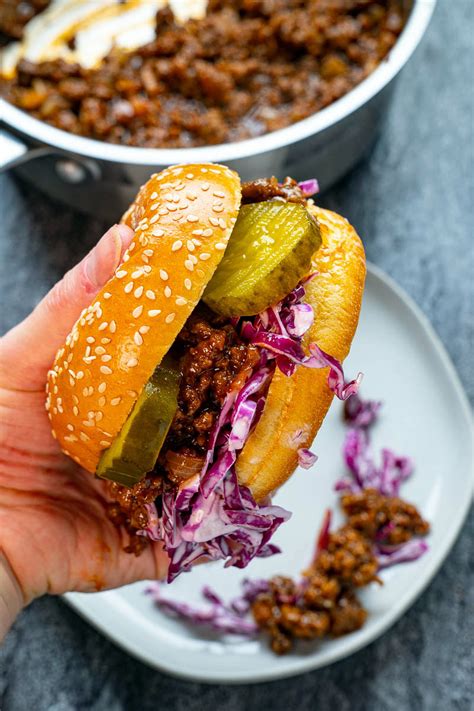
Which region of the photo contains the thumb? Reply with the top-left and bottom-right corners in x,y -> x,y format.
1,224 -> 134,391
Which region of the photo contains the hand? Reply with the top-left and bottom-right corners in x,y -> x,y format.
0,225 -> 168,633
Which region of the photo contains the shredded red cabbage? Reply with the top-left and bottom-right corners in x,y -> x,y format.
145,581 -> 260,635
241,283 -> 362,397
298,178 -> 320,197
297,448 -> 318,469
377,540 -> 429,569
337,394 -> 427,568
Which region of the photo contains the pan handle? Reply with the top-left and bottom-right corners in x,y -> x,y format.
0,127 -> 101,181
0,127 -> 52,171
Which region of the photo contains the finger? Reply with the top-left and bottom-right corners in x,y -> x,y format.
1,224 -> 134,391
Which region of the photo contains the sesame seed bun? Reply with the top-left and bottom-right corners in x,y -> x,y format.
46,163 -> 241,472
236,205 -> 366,501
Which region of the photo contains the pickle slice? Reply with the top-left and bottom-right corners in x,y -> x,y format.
97,361 -> 180,487
203,202 -> 321,316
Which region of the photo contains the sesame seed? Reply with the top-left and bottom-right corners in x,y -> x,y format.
164,286 -> 172,298
187,214 -> 199,223
186,173 -> 194,179
103,292 -> 112,299
159,269 -> 169,281
100,440 -> 111,447
144,249 -> 154,257
164,193 -> 172,201
186,191 -> 197,201
132,305 -> 143,318
80,432 -> 90,441
213,190 -> 225,198
148,309 -> 161,317
111,397 -> 121,406
101,355 -> 112,362
176,296 -> 187,305
203,228 -> 213,237
98,396 -> 106,407
165,313 -> 176,324
151,202 -> 159,211
187,240 -> 195,251
192,229 -> 203,236
86,336 -> 95,343
101,337 -> 111,344
131,269 -> 143,279
185,260 -> 194,271
116,270 -> 127,279
100,365 -> 113,375
192,238 -> 202,246
212,204 -> 224,213
109,321 -> 117,333
143,265 -> 152,273
98,382 -> 107,393
172,240 -> 183,251
215,242 -> 226,250
201,182 -> 210,191
82,387 -> 89,397
150,214 -> 159,224
134,332 -> 143,346
98,321 -> 108,331
83,420 -> 94,428
67,424 -> 74,432
152,228 -> 164,237
95,346 -> 106,355
184,278 -> 192,290
127,390 -> 138,398
200,253 -> 211,260
134,285 -> 144,298
124,281 -> 134,293
123,253 -> 130,262
146,290 -> 156,300
158,207 -> 168,216
167,204 -> 177,212
150,191 -> 158,199
72,395 -> 79,404
76,371 -> 84,379
189,254 -> 198,264
73,406 -> 79,416
127,358 -> 138,368
139,325 -> 150,334
209,217 -> 219,226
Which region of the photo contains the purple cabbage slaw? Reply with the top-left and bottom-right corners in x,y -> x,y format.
140,271 -> 360,582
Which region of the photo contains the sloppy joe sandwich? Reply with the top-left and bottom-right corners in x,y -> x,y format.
46,163 -> 366,581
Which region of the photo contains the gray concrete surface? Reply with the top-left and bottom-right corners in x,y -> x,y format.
0,0 -> 472,709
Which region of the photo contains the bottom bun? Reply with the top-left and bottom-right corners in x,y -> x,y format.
236,206 -> 366,501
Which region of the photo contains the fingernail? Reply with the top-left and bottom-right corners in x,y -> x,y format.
84,224 -> 134,292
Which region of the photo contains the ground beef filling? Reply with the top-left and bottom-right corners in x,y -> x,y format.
241,176 -> 306,205
0,0 -> 48,40
251,488 -> 429,654
1,1 -> 405,147
106,309 -> 259,553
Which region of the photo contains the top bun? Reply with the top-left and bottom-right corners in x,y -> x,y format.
46,164 -> 241,472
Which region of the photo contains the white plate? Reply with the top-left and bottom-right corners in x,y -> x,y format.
65,264 -> 473,683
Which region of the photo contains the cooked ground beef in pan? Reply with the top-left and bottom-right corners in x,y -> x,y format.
1,1 -> 406,147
